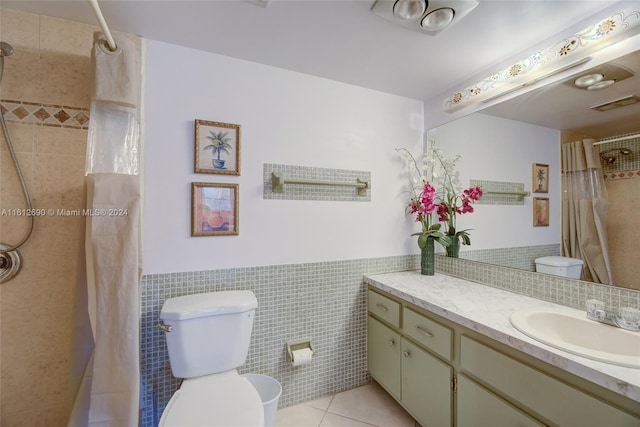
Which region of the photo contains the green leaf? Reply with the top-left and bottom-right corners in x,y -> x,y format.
417,234 -> 428,249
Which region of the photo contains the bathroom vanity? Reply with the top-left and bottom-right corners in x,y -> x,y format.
364,271 -> 640,427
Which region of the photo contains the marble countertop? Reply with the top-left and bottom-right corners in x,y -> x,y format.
364,270 -> 640,403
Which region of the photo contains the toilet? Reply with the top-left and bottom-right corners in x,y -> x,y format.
534,256 -> 584,279
158,290 -> 264,426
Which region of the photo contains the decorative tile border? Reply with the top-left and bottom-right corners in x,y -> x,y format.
1,99 -> 90,129
603,169 -> 640,180
263,164 -> 371,202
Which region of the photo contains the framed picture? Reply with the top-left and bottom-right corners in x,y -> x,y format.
191,182 -> 239,236
195,119 -> 241,175
532,163 -> 549,193
533,197 -> 549,227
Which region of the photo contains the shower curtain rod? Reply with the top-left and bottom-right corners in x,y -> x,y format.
593,133 -> 640,146
88,0 -> 117,51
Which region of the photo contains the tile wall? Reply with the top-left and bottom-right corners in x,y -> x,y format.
263,164 -> 371,202
140,255 -> 419,427
141,244 -> 639,427
0,8 -> 95,426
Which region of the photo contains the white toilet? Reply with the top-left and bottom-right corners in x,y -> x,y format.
535,256 -> 584,279
158,290 -> 265,426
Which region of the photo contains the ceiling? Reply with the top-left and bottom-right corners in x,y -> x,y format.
1,0 -> 620,103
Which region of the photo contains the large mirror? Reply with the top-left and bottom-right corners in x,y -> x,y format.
427,48 -> 640,291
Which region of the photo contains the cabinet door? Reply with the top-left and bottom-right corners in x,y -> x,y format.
456,374 -> 545,427
401,338 -> 453,427
367,316 -> 401,400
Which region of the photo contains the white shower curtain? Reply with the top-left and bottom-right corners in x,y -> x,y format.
561,139 -> 612,285
69,33 -> 143,427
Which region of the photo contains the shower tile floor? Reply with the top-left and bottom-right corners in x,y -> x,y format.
275,382 -> 418,427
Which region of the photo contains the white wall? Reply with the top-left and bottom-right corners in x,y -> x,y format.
143,40 -> 424,274
427,113 -> 561,251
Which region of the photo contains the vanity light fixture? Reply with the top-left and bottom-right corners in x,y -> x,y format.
372,0 -> 478,35
443,4 -> 640,112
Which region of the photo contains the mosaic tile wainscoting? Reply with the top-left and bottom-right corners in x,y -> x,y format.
140,255 -> 418,427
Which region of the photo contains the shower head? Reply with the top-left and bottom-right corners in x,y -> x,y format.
0,42 -> 14,57
0,41 -> 14,84
600,147 -> 633,164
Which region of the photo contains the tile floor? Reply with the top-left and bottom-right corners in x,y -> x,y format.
274,382 -> 418,427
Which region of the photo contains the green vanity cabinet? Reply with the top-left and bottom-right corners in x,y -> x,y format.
367,286 -> 640,427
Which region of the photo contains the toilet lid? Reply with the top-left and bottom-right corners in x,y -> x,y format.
159,371 -> 264,427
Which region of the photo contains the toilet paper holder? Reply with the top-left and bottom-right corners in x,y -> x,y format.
285,339 -> 314,365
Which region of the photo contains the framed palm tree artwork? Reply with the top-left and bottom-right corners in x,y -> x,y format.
195,119 -> 241,175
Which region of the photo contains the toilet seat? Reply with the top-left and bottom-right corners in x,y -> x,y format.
159,370 -> 264,426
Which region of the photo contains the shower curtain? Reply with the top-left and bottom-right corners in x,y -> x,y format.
561,139 -> 612,285
69,33 -> 142,427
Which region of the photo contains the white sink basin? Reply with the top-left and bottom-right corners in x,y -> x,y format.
510,307 -> 640,368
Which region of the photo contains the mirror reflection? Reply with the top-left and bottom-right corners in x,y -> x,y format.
428,49 -> 640,291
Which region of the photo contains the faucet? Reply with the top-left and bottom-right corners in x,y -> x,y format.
586,299 -> 640,332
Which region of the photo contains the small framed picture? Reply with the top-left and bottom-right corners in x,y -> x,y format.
191,182 -> 239,236
532,163 -> 549,193
533,197 -> 549,227
195,119 -> 241,175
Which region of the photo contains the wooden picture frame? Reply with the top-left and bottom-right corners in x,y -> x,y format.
532,163 -> 549,193
533,197 -> 549,227
191,182 -> 239,236
194,119 -> 241,175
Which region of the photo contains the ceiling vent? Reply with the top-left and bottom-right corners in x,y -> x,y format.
590,95 -> 640,112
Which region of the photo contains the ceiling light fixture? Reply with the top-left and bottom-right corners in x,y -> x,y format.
372,0 -> 478,36
574,73 -> 604,88
393,0 -> 426,21
586,79 -> 616,90
421,8 -> 455,31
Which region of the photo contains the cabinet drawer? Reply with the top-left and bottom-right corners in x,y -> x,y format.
460,336 -> 640,427
403,307 -> 452,361
368,290 -> 400,327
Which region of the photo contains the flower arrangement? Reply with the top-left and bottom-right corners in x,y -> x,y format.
398,141 -> 483,257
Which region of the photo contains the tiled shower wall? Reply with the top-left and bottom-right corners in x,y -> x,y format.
140,255 -> 419,427
600,133 -> 640,290
0,9 -> 95,426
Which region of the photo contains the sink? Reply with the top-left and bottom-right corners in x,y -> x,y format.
509,307 -> 640,368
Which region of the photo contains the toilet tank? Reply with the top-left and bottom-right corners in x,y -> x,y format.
160,290 -> 258,378
535,256 -> 583,279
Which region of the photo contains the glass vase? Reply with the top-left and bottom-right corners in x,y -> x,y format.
420,236 -> 435,276
446,235 -> 460,258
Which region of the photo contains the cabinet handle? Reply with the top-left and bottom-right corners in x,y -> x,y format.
376,303 -> 389,312
388,339 -> 395,346
416,325 -> 433,338
403,351 -> 411,358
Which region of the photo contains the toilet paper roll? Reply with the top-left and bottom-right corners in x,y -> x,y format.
291,348 -> 314,367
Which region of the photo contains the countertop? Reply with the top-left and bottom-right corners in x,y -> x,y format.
363,270 -> 640,403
